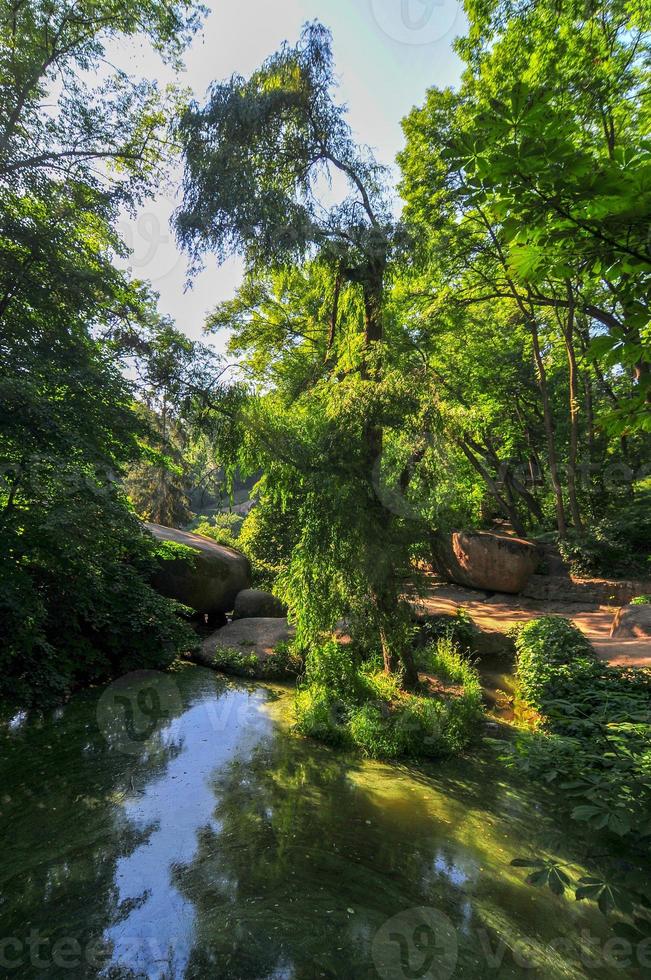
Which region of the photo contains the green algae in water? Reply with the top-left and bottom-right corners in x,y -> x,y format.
0,665 -> 644,978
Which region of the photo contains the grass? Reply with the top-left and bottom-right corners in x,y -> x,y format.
294,636 -> 484,760
209,642 -> 303,680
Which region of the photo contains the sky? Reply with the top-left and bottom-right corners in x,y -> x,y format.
113,0 -> 466,350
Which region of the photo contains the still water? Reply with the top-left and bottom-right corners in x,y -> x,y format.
0,665 -> 640,979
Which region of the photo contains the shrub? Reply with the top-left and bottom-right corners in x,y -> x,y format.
294,636 -> 483,760
294,684 -> 347,745
513,616 -> 598,712
0,518 -> 196,708
237,496 -> 298,590
506,615 -> 651,905
631,595 -> 651,605
303,638 -> 362,695
192,513 -> 244,549
558,494 -> 651,578
154,539 -> 199,566
417,608 -> 478,653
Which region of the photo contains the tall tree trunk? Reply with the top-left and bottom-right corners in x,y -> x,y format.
361,265 -> 418,688
560,285 -> 584,535
529,318 -> 567,538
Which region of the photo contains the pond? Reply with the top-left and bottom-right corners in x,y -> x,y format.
0,665 -> 642,979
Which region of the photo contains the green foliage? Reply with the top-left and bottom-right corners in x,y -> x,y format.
195,496 -> 297,592
398,0 -> 651,542
294,637 -> 483,759
210,643 -> 303,681
176,22 -> 390,273
175,22 -> 426,693
154,539 -> 199,566
0,0 -> 203,197
513,616 -> 597,712
631,595 -> 651,605
0,512 -> 196,706
192,513 -> 244,550
417,608 -> 479,652
558,492 -> 651,577
506,615 -> 651,938
0,0 -> 205,705
237,495 -> 298,591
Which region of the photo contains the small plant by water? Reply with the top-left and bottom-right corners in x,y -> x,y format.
294,636 -> 483,760
503,616 -> 651,944
209,642 -> 303,680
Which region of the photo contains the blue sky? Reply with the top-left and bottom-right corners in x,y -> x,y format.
115,0 -> 466,348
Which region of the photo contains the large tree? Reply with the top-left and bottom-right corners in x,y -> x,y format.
176,23 -> 420,683
0,0 -> 206,704
398,0 -> 650,546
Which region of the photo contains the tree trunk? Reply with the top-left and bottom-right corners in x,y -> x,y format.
362,266 -> 417,689
560,286 -> 584,535
529,318 -> 567,538
456,436 -> 527,536
380,623 -> 418,689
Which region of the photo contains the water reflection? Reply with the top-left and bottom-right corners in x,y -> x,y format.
0,667 -> 637,979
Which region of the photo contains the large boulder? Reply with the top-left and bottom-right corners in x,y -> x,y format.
233,588 -> 287,620
198,617 -> 294,665
146,523 -> 250,615
432,530 -> 539,595
610,604 -> 651,639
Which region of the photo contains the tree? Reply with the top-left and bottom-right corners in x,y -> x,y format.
0,0 -> 202,198
176,23 -> 419,683
123,319 -> 229,526
0,0 -> 206,704
397,0 -> 650,543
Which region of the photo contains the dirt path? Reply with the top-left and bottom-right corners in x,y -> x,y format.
414,577 -> 650,668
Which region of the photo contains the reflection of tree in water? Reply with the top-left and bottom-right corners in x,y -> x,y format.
173,735 -> 488,980
0,685 -> 188,979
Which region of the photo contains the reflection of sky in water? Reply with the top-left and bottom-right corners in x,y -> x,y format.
104,687 -> 272,977
1,669 -> 632,980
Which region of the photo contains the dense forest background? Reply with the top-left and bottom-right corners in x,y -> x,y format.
0,0 -> 649,704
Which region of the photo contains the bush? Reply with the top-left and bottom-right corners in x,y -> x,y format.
294,684 -> 347,746
192,513 -> 244,549
237,496 -> 298,590
631,595 -> 651,605
417,608 -> 478,653
513,616 -> 598,712
558,493 -> 651,578
0,519 -> 196,708
294,636 -> 483,759
507,616 -> 651,848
